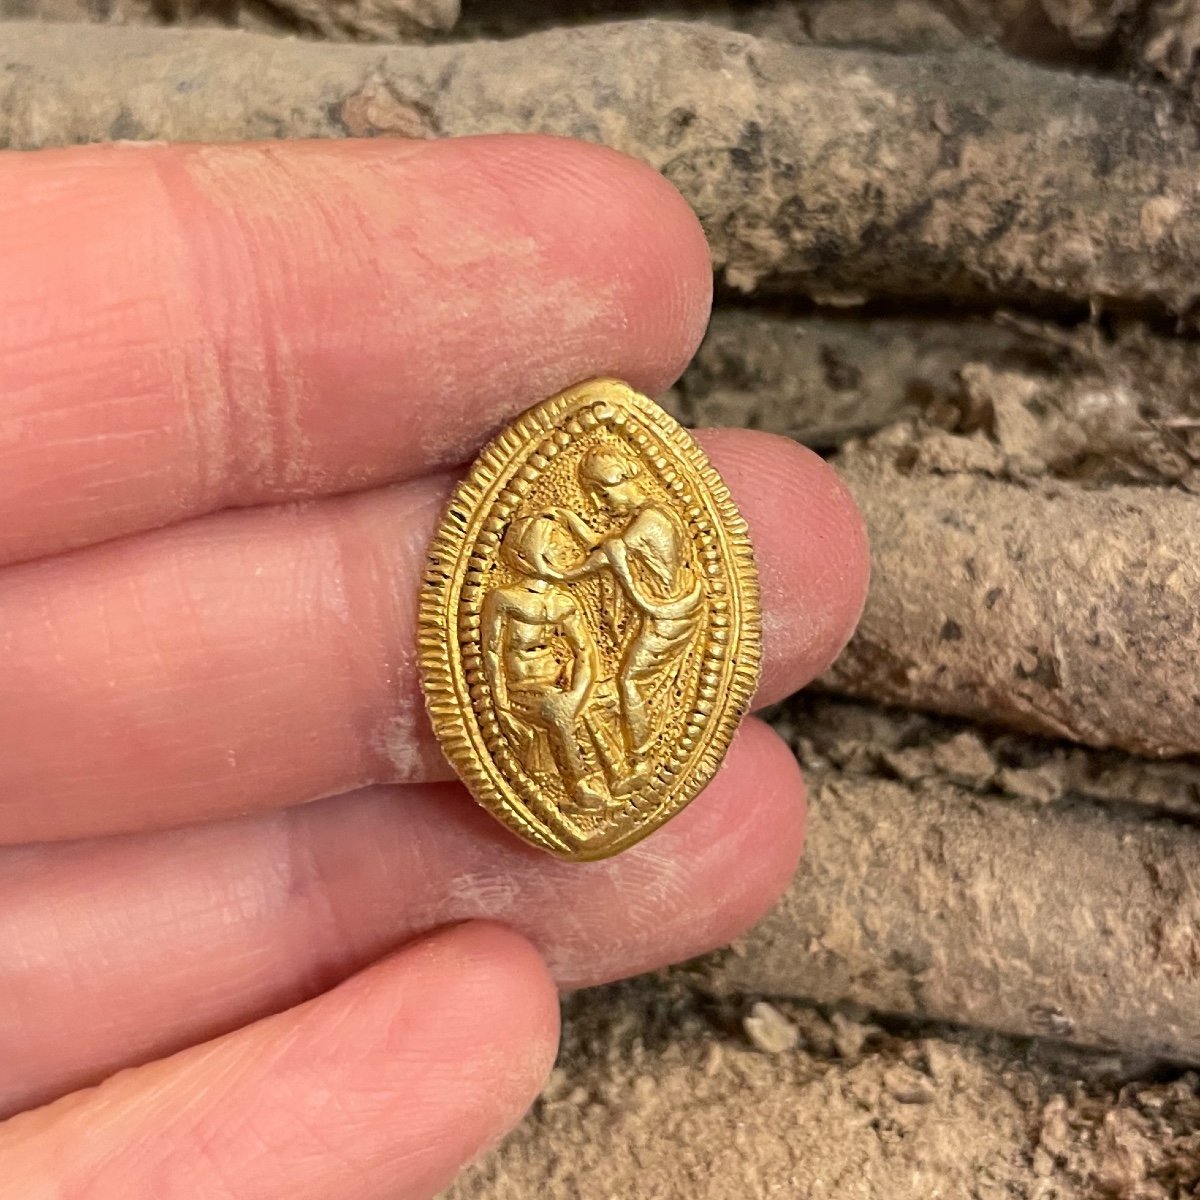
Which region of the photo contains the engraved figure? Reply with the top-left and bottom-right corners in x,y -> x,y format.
481,512 -> 610,813
551,444 -> 704,778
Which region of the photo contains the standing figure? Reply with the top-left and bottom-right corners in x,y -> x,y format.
552,445 -> 704,780
480,512 -> 609,813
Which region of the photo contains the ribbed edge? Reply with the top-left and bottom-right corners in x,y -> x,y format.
417,379 -> 762,861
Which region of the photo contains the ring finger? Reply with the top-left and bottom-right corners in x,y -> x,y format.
0,718 -> 803,1117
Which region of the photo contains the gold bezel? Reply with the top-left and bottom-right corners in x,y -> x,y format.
418,378 -> 762,861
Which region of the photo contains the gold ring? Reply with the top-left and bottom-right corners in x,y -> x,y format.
418,379 -> 761,861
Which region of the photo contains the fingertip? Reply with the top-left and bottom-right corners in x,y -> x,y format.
422,920 -> 562,1068
698,429 -> 871,703
450,133 -> 714,395
725,716 -> 808,920
568,140 -> 716,390
687,716 -> 807,944
0,918 -> 562,1200
312,920 -> 560,1194
0,135 -> 714,560
543,717 -> 806,988
400,920 -> 561,1112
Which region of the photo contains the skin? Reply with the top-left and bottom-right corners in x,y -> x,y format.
0,135 -> 870,1197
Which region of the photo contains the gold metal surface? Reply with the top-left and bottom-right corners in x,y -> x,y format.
418,379 -> 761,861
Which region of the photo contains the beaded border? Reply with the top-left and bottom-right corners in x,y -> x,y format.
418,379 -> 762,861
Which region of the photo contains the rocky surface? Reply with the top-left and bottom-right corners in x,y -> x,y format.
16,0 -> 1192,82
663,310 -> 1049,450
449,973 -> 1200,1200
4,22 -> 1200,318
460,0 -> 1200,81
691,695 -> 1200,1062
786,695 -> 1200,818
0,0 -> 458,39
670,311 -> 1200,459
828,441 -> 1200,756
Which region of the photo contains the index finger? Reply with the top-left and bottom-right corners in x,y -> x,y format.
0,135 -> 711,565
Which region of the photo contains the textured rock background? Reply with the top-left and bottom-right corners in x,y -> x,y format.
5,1 -> 1200,1195
448,974 -> 1200,1200
6,21 -> 1200,315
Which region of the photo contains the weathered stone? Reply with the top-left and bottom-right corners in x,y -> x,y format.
671,309 -> 1200,456
701,720 -> 1200,1061
664,310 -> 1053,450
3,22 -> 1200,319
0,0 -> 458,40
824,427 -> 1200,757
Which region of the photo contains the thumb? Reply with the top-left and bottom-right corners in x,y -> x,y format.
2,922 -> 558,1200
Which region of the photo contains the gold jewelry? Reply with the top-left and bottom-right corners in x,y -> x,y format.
418,379 -> 761,861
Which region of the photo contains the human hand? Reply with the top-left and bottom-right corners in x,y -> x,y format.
546,505 -> 596,547
0,136 -> 869,1198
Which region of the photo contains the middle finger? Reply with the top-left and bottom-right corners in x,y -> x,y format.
0,429 -> 867,842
